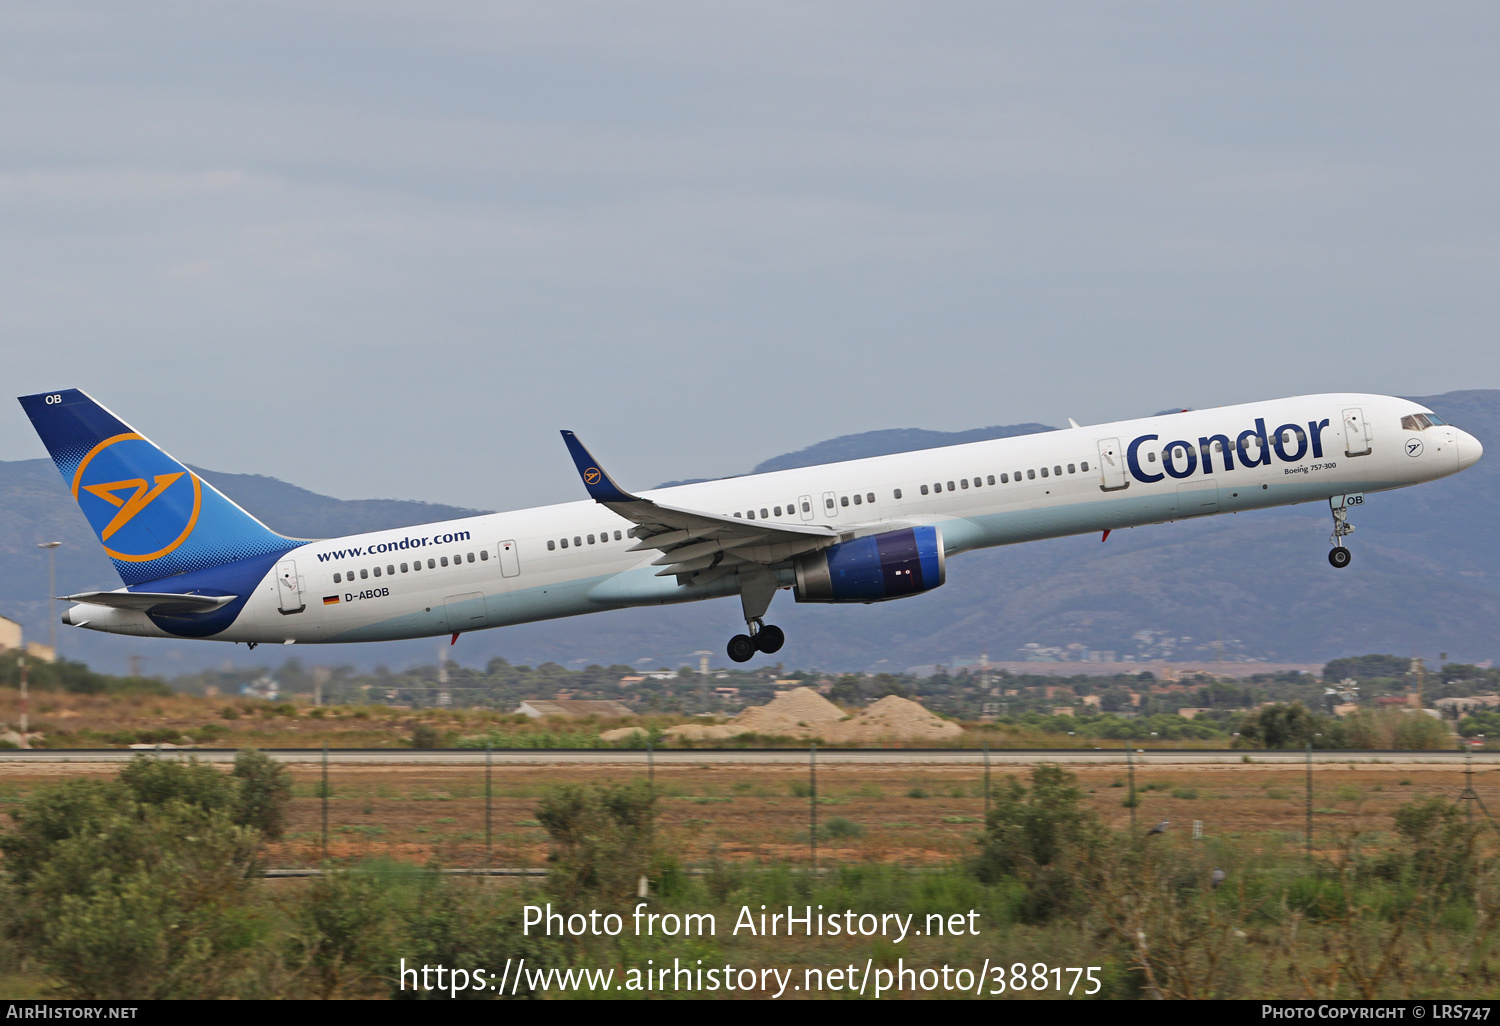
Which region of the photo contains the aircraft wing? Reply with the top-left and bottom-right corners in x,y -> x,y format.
561,431 -> 836,583
61,590 -> 237,615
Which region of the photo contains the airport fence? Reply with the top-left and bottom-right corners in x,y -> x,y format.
3,747 -> 1498,872
253,746 -> 1500,871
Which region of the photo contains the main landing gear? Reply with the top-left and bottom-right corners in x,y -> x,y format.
1328,493 -> 1362,569
728,621 -> 785,663
727,572 -> 785,663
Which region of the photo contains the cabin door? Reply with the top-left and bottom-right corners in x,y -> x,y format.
1343,408 -> 1371,457
276,559 -> 304,614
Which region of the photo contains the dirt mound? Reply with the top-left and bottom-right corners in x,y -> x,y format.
660,688 -> 960,743
661,687 -> 844,741
599,726 -> 647,742
824,695 -> 964,743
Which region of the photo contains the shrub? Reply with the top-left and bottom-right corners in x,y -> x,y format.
535,782 -> 657,905
0,777 -> 260,998
411,723 -> 443,749
973,764 -> 1105,922
232,749 -> 293,840
820,817 -> 866,840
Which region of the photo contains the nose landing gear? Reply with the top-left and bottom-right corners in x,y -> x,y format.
1328,493 -> 1362,569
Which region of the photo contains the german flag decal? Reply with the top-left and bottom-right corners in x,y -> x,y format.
323,595 -> 340,605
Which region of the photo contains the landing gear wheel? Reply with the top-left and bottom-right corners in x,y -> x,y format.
1329,547 -> 1352,569
727,634 -> 756,663
755,624 -> 785,654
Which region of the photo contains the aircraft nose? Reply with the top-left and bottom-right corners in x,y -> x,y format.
1457,429 -> 1484,471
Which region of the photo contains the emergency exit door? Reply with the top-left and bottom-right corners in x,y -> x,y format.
1096,438 -> 1128,491
497,540 -> 520,578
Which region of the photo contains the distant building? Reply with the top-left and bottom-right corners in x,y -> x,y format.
1177,708 -> 1211,720
1434,695 -> 1500,718
517,699 -> 634,719
617,676 -> 645,687
0,617 -> 56,663
240,676 -> 279,700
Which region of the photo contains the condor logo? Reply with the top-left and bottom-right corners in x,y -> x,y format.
72,433 -> 202,562
583,468 -> 602,485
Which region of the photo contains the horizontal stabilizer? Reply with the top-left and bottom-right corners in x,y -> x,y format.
62,590 -> 237,615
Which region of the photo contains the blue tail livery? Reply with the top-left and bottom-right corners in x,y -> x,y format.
19,389 -> 299,587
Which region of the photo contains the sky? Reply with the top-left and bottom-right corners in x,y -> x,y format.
2,2 -> 1498,514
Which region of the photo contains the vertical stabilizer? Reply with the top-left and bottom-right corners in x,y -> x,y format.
18,389 -> 298,586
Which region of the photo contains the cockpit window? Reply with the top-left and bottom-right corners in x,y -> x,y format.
1425,414 -> 1446,426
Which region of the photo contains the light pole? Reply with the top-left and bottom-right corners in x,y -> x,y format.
37,542 -> 61,658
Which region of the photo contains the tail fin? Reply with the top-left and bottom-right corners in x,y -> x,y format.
18,389 -> 297,586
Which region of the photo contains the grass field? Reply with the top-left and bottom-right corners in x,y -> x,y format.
4,759 -> 1494,869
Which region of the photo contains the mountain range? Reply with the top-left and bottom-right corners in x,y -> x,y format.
1,391 -> 1494,676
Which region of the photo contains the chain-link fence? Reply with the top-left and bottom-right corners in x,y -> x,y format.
4,749 -> 1498,871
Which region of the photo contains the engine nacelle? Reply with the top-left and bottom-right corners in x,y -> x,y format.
793,525 -> 946,603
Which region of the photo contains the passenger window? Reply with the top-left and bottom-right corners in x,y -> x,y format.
1001,473 -> 1009,484
401,563 -> 409,572
1148,452 -> 1157,462
360,569 -> 369,579
480,550 -> 488,560
1040,467 -> 1048,478
893,488 -> 902,499
947,481 -> 955,491
427,558 -> 436,568
987,475 -> 995,485
853,494 -> 862,505
440,556 -> 449,566
1027,469 -> 1035,480
1067,464 -> 1076,474
960,478 -> 969,489
412,561 -> 421,571
866,492 -> 874,503
920,484 -> 929,495
1296,430 -> 1306,443
774,506 -> 782,517
933,483 -> 941,493
734,512 -> 743,518
839,496 -> 848,507
614,530 -> 622,540
1080,461 -> 1089,472
560,539 -> 568,549
802,501 -> 811,513
588,534 -> 596,543
372,567 -> 381,577
388,564 -> 395,574
747,510 -> 755,520
333,572 -> 342,583
574,536 -> 581,547
761,507 -> 769,518
825,497 -> 834,509
548,540 -> 556,551
1054,466 -> 1062,476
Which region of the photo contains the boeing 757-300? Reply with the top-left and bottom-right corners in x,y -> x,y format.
17,389 -> 1482,662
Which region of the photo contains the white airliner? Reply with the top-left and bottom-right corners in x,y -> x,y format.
19,390 -> 1482,662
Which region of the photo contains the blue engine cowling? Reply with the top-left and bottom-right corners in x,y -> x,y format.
793,526 -> 946,603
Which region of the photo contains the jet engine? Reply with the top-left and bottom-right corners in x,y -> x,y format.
793,525 -> 945,603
